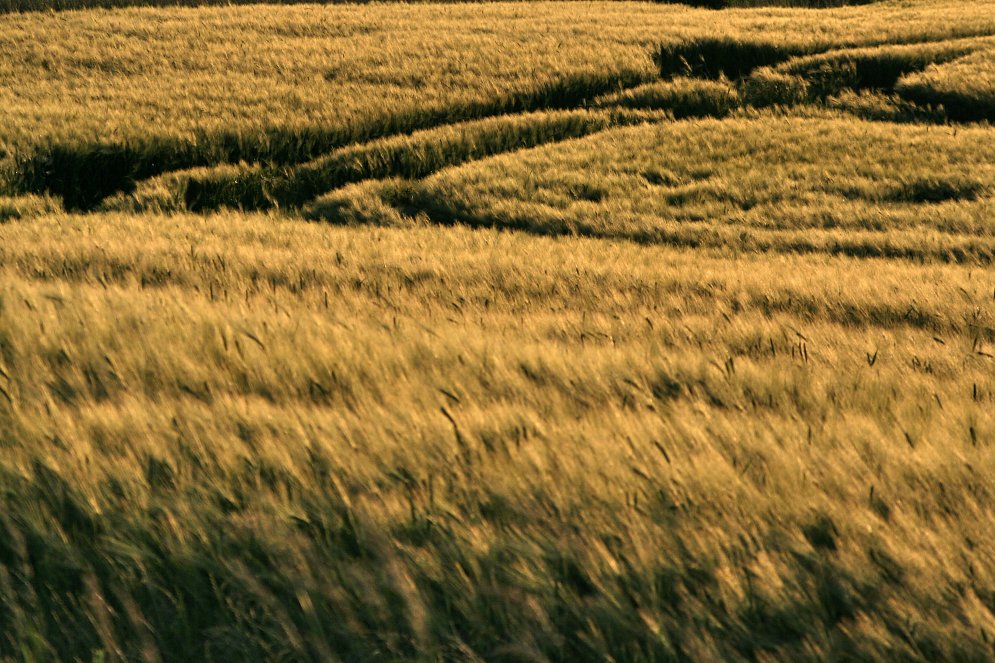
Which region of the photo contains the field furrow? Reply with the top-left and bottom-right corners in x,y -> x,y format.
298,115 -> 995,262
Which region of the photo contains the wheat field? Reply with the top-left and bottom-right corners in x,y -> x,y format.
2,0 -> 995,661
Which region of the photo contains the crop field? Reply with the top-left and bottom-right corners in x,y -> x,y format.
2,0 -> 995,661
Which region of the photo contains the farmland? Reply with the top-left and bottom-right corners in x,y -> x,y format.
2,1 -> 995,661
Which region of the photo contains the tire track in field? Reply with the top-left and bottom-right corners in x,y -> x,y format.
12,69 -> 654,211
34,29 -> 995,214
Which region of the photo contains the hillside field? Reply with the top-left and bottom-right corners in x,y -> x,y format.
2,1 -> 995,661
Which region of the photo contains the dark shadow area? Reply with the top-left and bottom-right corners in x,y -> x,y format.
2,459 -> 988,663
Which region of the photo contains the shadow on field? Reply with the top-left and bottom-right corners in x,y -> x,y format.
1,453 -> 984,663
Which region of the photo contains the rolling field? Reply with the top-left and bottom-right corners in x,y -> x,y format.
2,1 -> 995,661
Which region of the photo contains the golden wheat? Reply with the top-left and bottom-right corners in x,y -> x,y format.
3,1 -> 995,660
